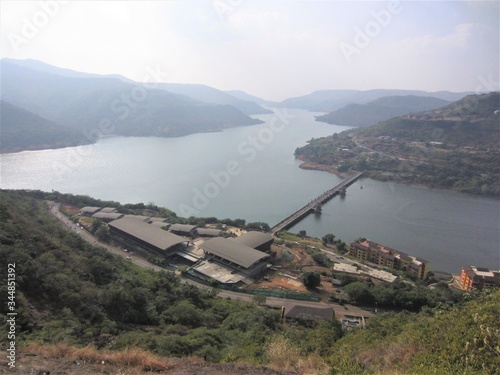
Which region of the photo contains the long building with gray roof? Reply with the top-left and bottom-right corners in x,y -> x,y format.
109,217 -> 186,255
231,231 -> 274,251
201,237 -> 270,275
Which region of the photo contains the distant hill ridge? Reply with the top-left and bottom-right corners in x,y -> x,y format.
278,89 -> 473,112
295,92 -> 500,196
315,95 -> 451,127
0,101 -> 91,153
1,59 -> 264,152
360,92 -> 500,146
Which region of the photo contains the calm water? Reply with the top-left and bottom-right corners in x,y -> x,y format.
1,109 -> 498,273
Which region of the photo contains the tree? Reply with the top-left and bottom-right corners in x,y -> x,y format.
301,271 -> 321,288
337,241 -> 347,253
95,225 -> 110,242
298,230 -> 307,238
312,253 -> 332,267
252,294 -> 266,306
322,233 -> 336,245
343,281 -> 375,305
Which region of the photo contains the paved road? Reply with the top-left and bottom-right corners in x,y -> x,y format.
48,202 -> 373,318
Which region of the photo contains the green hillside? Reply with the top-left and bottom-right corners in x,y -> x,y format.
0,190 -> 498,374
0,101 -> 91,153
296,93 -> 500,196
315,95 -> 450,127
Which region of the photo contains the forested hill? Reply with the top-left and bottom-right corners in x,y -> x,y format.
315,95 -> 450,127
295,92 -> 500,196
1,59 -> 262,144
0,101 -> 91,153
0,189 -> 499,374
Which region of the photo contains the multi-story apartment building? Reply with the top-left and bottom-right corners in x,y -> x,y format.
350,239 -> 429,280
460,266 -> 500,291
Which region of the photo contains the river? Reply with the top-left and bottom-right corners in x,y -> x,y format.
1,109 -> 498,273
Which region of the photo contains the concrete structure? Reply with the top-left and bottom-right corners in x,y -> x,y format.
270,172 -> 362,233
80,206 -> 101,216
108,217 -> 186,256
350,239 -> 429,280
341,315 -> 368,330
231,231 -> 274,252
192,261 -> 248,285
91,212 -> 124,222
200,237 -> 270,277
460,266 -> 500,291
282,302 -> 334,324
169,223 -> 197,237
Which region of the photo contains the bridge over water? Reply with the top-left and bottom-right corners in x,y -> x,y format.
270,172 -> 363,234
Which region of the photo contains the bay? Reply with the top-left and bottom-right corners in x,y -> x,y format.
1,108 -> 498,273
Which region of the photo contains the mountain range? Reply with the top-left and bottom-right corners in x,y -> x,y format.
295,92 -> 500,196
279,89 -> 472,113
0,59 -> 266,151
0,58 -> 487,154
315,95 -> 451,127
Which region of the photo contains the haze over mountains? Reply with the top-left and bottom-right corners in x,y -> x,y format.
315,95 -> 451,127
0,58 -> 483,153
0,101 -> 91,153
279,89 -> 472,113
0,59 -> 265,148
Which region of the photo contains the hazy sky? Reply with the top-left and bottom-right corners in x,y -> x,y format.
1,1 -> 498,101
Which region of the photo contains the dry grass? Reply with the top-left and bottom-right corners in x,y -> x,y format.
356,341 -> 422,373
24,343 -> 172,372
266,336 -> 329,374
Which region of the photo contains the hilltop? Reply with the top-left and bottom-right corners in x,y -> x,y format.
315,95 -> 450,127
295,93 -> 500,196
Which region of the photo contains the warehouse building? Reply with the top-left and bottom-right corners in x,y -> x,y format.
91,212 -> 124,222
231,231 -> 274,252
197,227 -> 224,237
281,302 -> 335,325
108,217 -> 186,256
200,237 -> 270,277
169,223 -> 198,237
124,214 -> 152,223
79,206 -> 101,216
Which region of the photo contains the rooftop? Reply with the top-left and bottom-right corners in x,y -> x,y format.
283,302 -> 334,321
92,212 -> 124,220
231,231 -> 274,249
201,237 -> 270,269
80,206 -> 101,214
169,223 -> 197,233
109,217 -> 185,251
